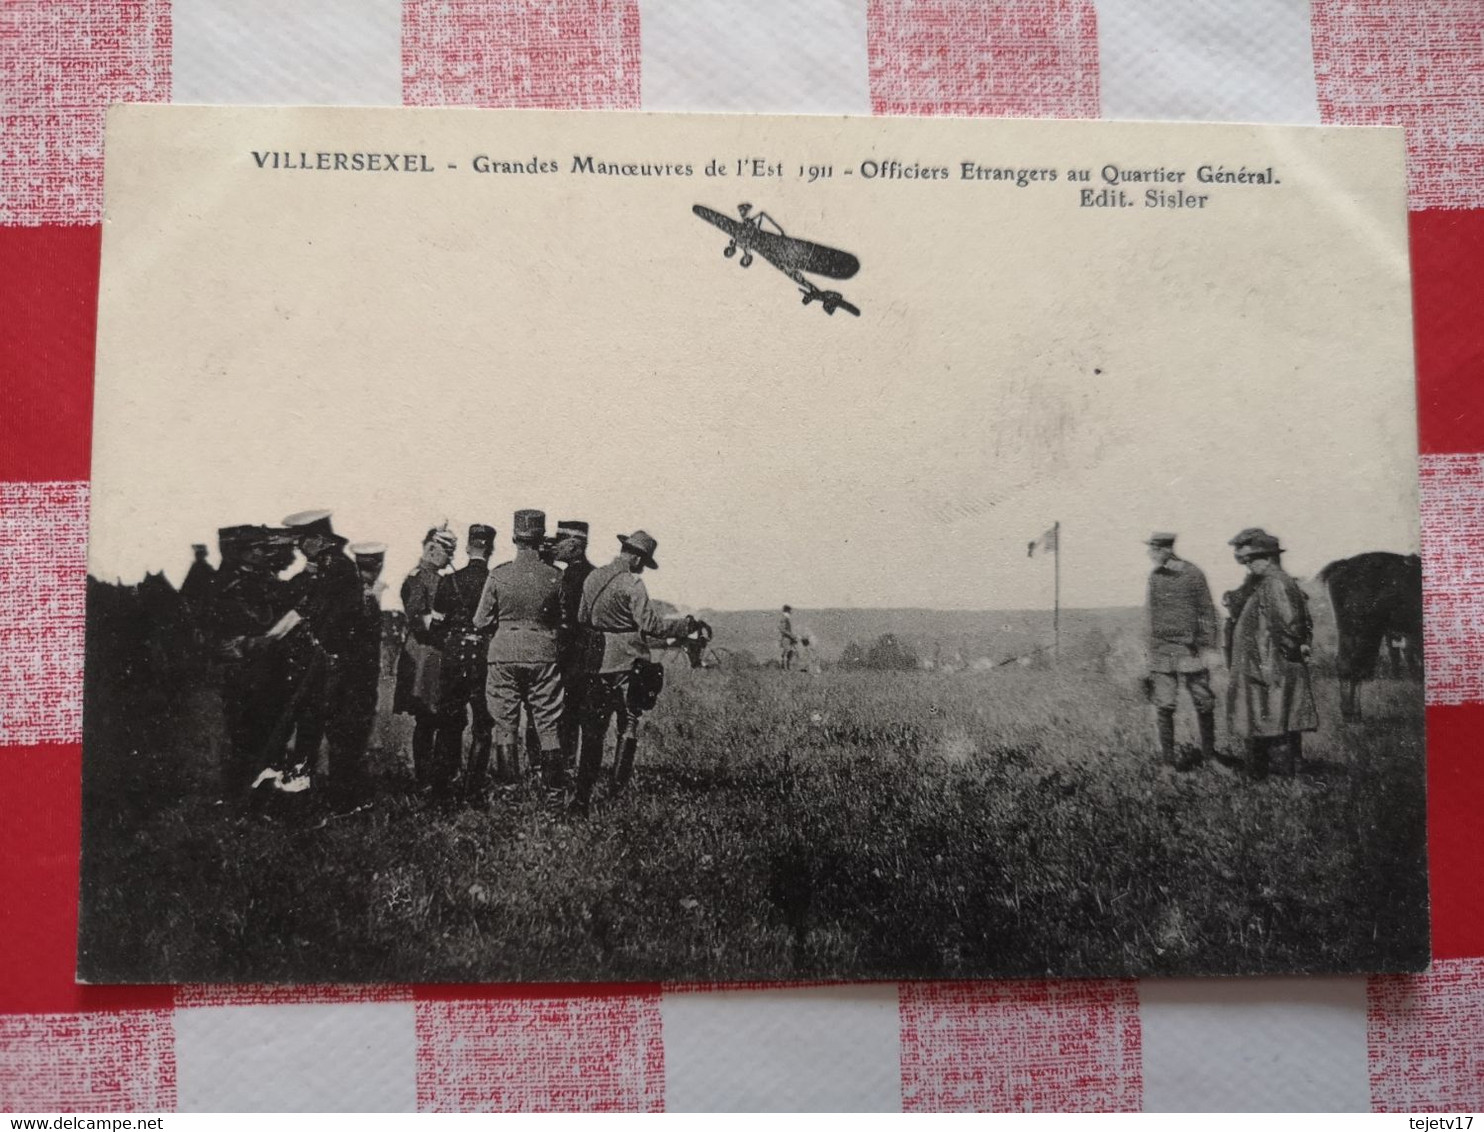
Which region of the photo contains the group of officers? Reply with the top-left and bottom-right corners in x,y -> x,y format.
1144,527 -> 1318,779
206,508 -> 696,816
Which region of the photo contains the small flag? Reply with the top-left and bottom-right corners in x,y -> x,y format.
1027,525 -> 1058,557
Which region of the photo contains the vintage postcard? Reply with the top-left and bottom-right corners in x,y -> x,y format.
79,105 -> 1425,984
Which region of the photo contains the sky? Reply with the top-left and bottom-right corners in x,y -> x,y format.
88,108 -> 1419,613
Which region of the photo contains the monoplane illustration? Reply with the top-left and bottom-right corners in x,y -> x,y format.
692,203 -> 861,316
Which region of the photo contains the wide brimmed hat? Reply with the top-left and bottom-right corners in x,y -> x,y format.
282,509 -> 343,543
1238,533 -> 1284,558
513,509 -> 547,542
1146,531 -> 1177,547
618,530 -> 659,569
467,523 -> 496,548
1228,527 -> 1269,547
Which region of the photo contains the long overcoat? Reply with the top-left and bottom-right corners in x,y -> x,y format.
393,565 -> 459,715
1226,567 -> 1320,738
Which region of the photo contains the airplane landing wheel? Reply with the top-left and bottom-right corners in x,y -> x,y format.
824,304 -> 837,315
801,294 -> 813,305
740,252 -> 753,267
723,244 -> 736,258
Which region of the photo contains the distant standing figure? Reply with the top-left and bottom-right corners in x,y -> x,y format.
779,604 -> 798,670
1145,532 -> 1218,770
1227,533 -> 1319,779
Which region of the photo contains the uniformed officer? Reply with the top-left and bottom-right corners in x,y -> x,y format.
393,526 -> 462,796
574,530 -> 694,812
552,520 -> 595,771
475,509 -> 566,788
1145,531 -> 1219,770
338,541 -> 388,806
208,524 -> 293,802
282,510 -> 366,798
443,523 -> 497,799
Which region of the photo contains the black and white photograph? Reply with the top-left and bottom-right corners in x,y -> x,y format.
78,105 -> 1426,985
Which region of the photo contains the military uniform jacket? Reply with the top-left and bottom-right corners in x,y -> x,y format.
294,549 -> 363,658
209,564 -> 286,655
394,564 -> 455,714
440,557 -> 493,684
559,556 -> 595,669
1147,557 -> 1217,672
579,558 -> 690,674
474,548 -> 563,664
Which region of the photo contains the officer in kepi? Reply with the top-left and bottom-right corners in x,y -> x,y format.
474,509 -> 567,790
339,541 -> 388,807
551,520 -> 595,774
444,523 -> 498,800
1144,531 -> 1219,771
393,525 -> 462,796
574,530 -> 694,814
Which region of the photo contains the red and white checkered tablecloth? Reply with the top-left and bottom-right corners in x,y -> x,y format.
2,0 -> 1482,1112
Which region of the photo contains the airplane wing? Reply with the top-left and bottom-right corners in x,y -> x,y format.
692,204 -> 748,242
750,229 -> 860,280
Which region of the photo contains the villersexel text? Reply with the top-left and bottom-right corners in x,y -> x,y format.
249,150 -> 1281,209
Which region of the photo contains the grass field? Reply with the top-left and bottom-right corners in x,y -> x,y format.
78,653 -> 1428,984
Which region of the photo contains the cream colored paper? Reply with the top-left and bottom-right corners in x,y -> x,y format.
81,106 -> 1425,984
91,106 -> 1416,610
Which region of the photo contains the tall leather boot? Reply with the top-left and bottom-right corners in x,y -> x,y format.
411,719 -> 436,789
493,743 -> 517,786
542,746 -> 567,789
1197,711 -> 1217,765
1248,737 -> 1270,781
1285,732 -> 1304,777
432,725 -> 462,798
1156,709 -> 1176,766
614,736 -> 639,792
465,733 -> 492,800
572,731 -> 606,815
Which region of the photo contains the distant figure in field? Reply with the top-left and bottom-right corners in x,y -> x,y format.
1227,532 -> 1318,779
779,604 -> 798,670
1145,531 -> 1218,771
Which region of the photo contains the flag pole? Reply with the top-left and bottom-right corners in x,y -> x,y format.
1053,520 -> 1061,666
